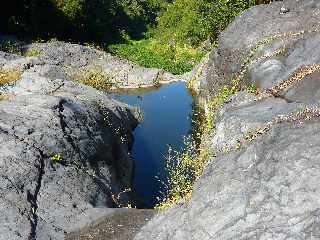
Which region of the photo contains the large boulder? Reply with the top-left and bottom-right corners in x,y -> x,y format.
136,117 -> 320,239
135,1 -> 320,239
0,51 -> 139,239
205,0 -> 320,95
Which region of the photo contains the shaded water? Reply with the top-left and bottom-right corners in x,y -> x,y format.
110,82 -> 194,207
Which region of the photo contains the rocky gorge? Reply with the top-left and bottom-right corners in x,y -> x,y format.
1,0 -> 320,239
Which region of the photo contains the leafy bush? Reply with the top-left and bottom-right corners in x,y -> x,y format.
155,0 -> 256,46
2,0 -> 168,43
108,38 -> 205,74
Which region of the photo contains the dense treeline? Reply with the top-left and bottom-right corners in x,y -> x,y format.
2,0 -> 271,45
1,0 -> 166,43
156,0 -> 256,46
1,0 -> 270,74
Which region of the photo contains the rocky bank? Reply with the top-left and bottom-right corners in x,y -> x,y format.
0,41 -> 143,239
135,0 -> 320,239
2,0 -> 320,239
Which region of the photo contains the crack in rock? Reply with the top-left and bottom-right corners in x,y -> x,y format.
27,149 -> 46,240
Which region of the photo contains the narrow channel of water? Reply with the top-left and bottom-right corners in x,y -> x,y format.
109,82 -> 194,207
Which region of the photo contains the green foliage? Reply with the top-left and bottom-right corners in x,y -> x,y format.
72,67 -> 114,90
157,137 -> 210,209
58,0 -> 84,22
3,0 -> 168,43
246,84 -> 257,93
155,0 -> 256,46
0,40 -> 22,55
108,38 -> 205,74
24,49 -> 42,57
51,154 -> 62,161
206,86 -> 235,129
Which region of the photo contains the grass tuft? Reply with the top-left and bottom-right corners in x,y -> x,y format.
0,68 -> 21,86
156,137 -> 210,209
24,49 -> 42,57
72,67 -> 114,90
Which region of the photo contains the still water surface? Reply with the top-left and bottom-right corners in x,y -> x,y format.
110,82 -> 193,207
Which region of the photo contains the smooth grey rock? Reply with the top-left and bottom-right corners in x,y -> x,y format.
248,59 -> 284,88
206,0 -> 320,95
136,120 -> 320,240
0,49 -> 139,239
282,71 -> 320,104
66,208 -> 156,240
248,32 -> 320,90
135,1 -> 320,240
212,97 -> 304,152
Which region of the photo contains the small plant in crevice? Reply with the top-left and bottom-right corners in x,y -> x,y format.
51,154 -> 61,161
156,136 -> 210,209
0,93 -> 9,101
97,101 -> 129,145
246,84 -> 258,94
229,107 -> 320,153
111,188 -> 134,208
205,86 -> 235,130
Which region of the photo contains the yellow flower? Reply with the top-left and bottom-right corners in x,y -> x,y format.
51,154 -> 61,161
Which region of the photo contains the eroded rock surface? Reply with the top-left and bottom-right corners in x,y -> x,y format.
0,49 -> 140,239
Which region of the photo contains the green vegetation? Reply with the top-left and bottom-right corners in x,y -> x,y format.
108,0 -> 257,74
2,0 -> 262,74
0,40 -> 21,55
158,84 -> 236,208
51,154 -> 62,161
24,48 -> 42,57
155,0 -> 256,46
72,67 -> 114,90
2,0 -> 166,43
158,142 -> 210,209
108,38 -> 205,74
0,0 -> 273,209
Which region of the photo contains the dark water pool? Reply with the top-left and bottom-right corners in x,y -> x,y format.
109,82 -> 194,207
